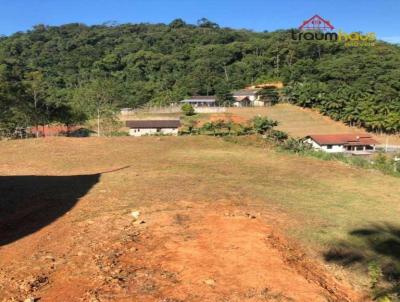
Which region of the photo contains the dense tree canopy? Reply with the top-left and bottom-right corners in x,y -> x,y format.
0,20 -> 399,134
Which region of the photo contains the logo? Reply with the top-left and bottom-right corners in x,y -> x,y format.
299,15 -> 334,32
292,14 -> 376,47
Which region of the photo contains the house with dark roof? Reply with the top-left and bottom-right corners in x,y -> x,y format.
181,96 -> 216,107
304,134 -> 378,154
126,120 -> 181,136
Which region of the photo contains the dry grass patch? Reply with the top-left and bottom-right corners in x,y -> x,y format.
228,104 -> 400,145
1,136 -> 400,299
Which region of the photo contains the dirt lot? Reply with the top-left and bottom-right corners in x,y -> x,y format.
0,200 -> 364,302
2,136 -> 400,301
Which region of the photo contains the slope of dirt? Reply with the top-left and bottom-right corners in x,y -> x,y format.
0,200 -> 367,302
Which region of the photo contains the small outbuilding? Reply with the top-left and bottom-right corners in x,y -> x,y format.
126,120 -> 181,136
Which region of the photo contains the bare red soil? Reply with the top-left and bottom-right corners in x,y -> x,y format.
209,113 -> 248,124
0,200 -> 367,302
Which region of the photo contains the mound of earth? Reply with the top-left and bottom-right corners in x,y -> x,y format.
0,201 -> 366,301
209,113 -> 248,124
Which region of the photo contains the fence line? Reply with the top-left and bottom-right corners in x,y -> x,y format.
376,145 -> 400,153
120,105 -> 229,115
120,102 -> 275,116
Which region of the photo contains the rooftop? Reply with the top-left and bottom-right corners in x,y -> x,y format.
233,89 -> 259,96
126,120 -> 181,129
306,134 -> 378,146
181,96 -> 216,103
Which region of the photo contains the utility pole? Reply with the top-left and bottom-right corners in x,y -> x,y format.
385,136 -> 389,152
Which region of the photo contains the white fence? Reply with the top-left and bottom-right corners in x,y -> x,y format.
194,107 -> 226,113
120,105 -> 227,115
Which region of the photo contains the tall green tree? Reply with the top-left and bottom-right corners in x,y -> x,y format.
72,78 -> 121,136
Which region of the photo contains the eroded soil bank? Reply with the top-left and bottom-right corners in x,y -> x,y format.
0,201 -> 367,302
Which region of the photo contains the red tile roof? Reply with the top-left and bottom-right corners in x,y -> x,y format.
306,134 -> 378,146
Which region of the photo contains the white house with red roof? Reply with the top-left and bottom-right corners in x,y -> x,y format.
304,134 -> 378,154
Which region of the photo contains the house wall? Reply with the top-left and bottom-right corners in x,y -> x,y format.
129,128 -> 179,137
233,100 -> 251,107
305,138 -> 344,153
194,107 -> 226,113
233,95 -> 268,107
182,101 -> 215,107
320,144 -> 344,153
252,99 -> 266,107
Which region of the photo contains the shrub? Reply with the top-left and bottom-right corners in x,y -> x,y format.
179,118 -> 199,135
68,127 -> 93,137
231,123 -> 253,136
349,156 -> 371,169
110,131 -> 129,137
181,103 -> 195,116
372,153 -> 398,175
267,130 -> 288,142
280,138 -> 313,153
251,116 -> 279,135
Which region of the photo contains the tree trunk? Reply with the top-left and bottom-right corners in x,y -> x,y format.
275,53 -> 280,74
224,65 -> 229,81
34,94 -> 39,138
97,108 -> 101,137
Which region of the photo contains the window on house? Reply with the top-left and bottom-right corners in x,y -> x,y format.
327,145 -> 333,149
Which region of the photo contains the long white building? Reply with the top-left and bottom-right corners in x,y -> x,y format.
126,120 -> 181,136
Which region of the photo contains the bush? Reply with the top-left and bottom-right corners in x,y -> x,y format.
109,131 -> 129,137
372,153 -> 400,175
181,103 -> 195,116
280,138 -> 313,153
251,116 -> 278,135
267,130 -> 288,142
179,118 -> 199,135
349,156 -> 371,169
68,127 -> 93,137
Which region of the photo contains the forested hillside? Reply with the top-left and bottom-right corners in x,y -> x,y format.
0,19 -> 399,134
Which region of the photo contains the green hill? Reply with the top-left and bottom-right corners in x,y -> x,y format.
0,20 -> 399,134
